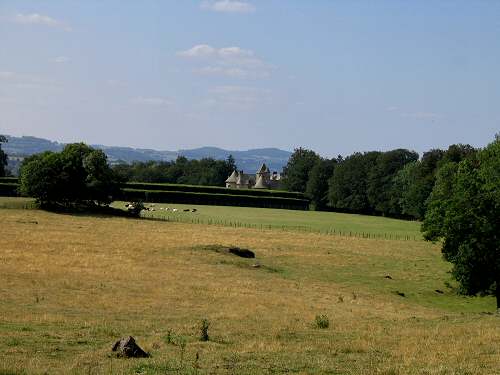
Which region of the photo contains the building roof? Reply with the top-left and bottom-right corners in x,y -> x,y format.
254,175 -> 267,189
225,170 -> 239,183
257,163 -> 268,174
236,173 -> 244,185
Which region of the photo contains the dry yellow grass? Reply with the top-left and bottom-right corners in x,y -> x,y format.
0,209 -> 498,374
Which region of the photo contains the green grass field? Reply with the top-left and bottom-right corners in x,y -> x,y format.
112,201 -> 422,240
0,196 -> 36,209
0,199 -> 498,374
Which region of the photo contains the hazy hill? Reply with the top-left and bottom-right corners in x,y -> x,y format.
3,135 -> 291,175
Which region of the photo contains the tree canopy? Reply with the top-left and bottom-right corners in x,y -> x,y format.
305,158 -> 337,210
422,136 -> 500,310
328,151 -> 380,213
282,148 -> 321,193
19,143 -> 119,208
0,135 -> 8,177
112,155 -> 236,187
367,149 -> 419,216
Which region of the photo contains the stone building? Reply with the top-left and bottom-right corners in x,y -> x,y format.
225,163 -> 282,190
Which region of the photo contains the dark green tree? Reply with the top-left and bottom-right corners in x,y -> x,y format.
19,143 -> 119,208
392,146 -> 475,220
328,151 -> 380,213
83,149 -> 121,205
422,136 -> 500,310
394,149 -> 444,219
439,144 -> 476,166
0,135 -> 8,177
305,158 -> 337,210
282,148 -> 321,193
367,149 -> 419,216
111,155 -> 235,186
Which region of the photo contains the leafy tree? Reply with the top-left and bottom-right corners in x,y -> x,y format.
282,148 -> 320,192
405,149 -> 444,219
421,162 -> 459,239
19,143 -> 119,208
367,149 -> 419,216
328,151 -> 380,213
422,136 -> 500,310
391,161 -> 418,217
83,148 -> 121,205
391,149 -> 444,219
392,147 -> 475,220
439,143 -> 476,166
305,158 -> 336,210
111,155 -> 236,186
0,135 -> 8,177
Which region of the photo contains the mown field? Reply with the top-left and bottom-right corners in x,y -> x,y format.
0,202 -> 498,374
112,201 -> 422,240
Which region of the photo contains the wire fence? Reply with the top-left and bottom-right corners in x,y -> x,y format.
139,211 -> 421,241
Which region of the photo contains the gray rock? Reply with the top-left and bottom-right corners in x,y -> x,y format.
112,336 -> 150,358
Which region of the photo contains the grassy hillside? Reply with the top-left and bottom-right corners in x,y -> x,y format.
113,201 -> 422,240
0,207 -> 498,374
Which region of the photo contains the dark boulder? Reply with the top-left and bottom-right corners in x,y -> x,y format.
112,336 -> 150,358
228,247 -> 255,258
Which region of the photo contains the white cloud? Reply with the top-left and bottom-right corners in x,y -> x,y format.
177,44 -> 272,78
51,56 -> 70,64
200,1 -> 255,14
132,97 -> 174,106
218,46 -> 253,58
176,44 -> 216,58
12,13 -> 71,31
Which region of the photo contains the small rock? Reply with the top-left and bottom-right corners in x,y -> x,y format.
435,289 -> 444,294
252,263 -> 261,268
384,275 -> 393,279
112,336 -> 150,358
395,291 -> 406,297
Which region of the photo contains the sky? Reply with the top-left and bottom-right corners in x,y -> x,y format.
1,0 -> 499,157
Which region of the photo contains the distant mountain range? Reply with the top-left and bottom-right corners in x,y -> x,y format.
3,135 -> 291,175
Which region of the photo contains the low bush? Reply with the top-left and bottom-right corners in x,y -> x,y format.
314,314 -> 329,329
199,319 -> 210,342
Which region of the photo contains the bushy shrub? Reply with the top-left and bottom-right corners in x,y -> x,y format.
314,314 -> 329,329
199,319 -> 210,341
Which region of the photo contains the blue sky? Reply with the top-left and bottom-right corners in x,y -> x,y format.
1,0 -> 499,157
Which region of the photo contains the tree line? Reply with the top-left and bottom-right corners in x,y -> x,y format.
282,144 -> 476,219
0,135 -> 8,177
111,156 -> 236,187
